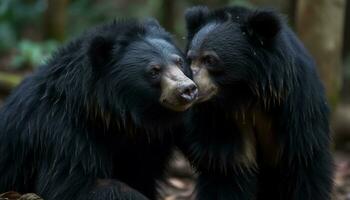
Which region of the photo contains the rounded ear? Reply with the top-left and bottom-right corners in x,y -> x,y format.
144,17 -> 161,28
88,35 -> 114,69
245,10 -> 281,46
185,6 -> 210,37
143,17 -> 166,34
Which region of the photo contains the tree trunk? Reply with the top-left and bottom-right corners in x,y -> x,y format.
296,0 -> 346,108
341,1 -> 350,102
343,1 -> 350,59
44,0 -> 69,41
249,0 -> 296,26
159,0 -> 177,33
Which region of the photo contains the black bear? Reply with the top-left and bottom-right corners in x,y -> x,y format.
0,19 -> 198,200
182,6 -> 333,200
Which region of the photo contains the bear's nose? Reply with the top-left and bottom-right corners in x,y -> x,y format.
178,82 -> 198,102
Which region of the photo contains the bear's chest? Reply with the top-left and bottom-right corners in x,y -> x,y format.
186,113 -> 255,173
188,109 -> 279,173
110,132 -> 173,184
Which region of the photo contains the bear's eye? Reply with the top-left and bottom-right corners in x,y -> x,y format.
149,65 -> 161,78
175,57 -> 185,69
202,55 -> 218,66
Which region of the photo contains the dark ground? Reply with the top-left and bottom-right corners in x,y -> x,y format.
0,143 -> 349,200
160,150 -> 350,200
334,151 -> 350,200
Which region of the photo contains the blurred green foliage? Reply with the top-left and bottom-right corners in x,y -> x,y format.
0,0 -> 250,70
10,40 -> 59,69
0,0 -> 45,51
0,0 -> 48,69
0,22 -> 16,52
67,0 -> 160,38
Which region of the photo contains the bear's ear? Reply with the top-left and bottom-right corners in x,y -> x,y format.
88,35 -> 114,68
144,18 -> 161,29
185,6 -> 210,36
245,10 -> 281,46
144,17 -> 166,33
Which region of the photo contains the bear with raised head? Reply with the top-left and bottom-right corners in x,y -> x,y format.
0,19 -> 198,200
183,6 -> 333,200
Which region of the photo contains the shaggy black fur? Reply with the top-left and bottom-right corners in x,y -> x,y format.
0,19 -> 192,200
182,6 -> 333,200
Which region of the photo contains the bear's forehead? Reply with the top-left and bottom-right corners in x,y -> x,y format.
191,22 -> 243,53
145,37 -> 179,56
147,38 -> 174,50
191,23 -> 220,51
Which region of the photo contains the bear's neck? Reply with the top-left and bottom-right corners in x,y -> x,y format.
83,106 -> 175,143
